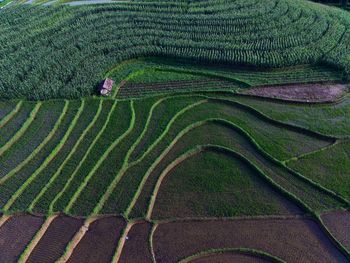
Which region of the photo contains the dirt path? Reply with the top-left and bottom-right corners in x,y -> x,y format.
240,84 -> 348,103
18,215 -> 58,263
57,217 -> 97,263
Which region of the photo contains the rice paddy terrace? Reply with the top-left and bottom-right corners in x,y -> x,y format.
0,0 -> 350,262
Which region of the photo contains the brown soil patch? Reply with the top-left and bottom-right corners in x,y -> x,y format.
119,221 -> 153,263
241,84 -> 348,103
0,214 -> 44,262
68,216 -> 126,263
153,218 -> 348,263
26,215 -> 83,263
189,252 -> 271,263
321,210 -> 350,251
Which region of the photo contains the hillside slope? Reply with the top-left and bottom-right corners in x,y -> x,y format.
0,0 -> 350,99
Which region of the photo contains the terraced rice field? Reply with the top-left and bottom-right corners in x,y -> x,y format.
0,86 -> 349,261
1,0 -> 350,262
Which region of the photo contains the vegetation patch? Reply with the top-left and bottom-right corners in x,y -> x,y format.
151,149 -> 302,219
287,140 -> 350,199
1,0 -> 350,100
0,101 -> 63,179
29,99 -> 100,213
0,102 -> 35,151
231,95 -> 350,137
51,100 -> 132,214
0,100 -> 18,122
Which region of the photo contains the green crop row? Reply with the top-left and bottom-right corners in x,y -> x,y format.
0,0 -> 350,99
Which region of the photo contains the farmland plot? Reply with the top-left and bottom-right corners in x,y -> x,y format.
152,218 -> 348,262
1,0 -> 350,261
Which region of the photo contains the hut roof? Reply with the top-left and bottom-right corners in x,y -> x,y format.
102,78 -> 114,91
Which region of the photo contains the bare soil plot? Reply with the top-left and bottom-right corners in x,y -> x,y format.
119,221 -> 153,263
240,84 -> 348,103
0,214 -> 44,263
26,215 -> 83,263
321,210 -> 350,251
153,218 -> 348,263
68,216 -> 126,263
189,253 -> 271,263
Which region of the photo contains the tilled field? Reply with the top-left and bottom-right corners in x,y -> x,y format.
1,214 -> 349,263
240,84 -> 348,103
119,221 -> 153,263
0,82 -> 349,262
188,253 -> 272,263
68,216 -> 126,263
153,217 -> 348,263
322,210 -> 350,251
0,214 -> 44,262
26,215 -> 84,263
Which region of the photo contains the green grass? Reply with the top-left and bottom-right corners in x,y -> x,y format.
151,149 -> 300,219
128,119 -> 344,218
68,98 -> 161,216
129,96 -> 204,162
231,95 -> 350,138
288,140 -> 350,200
95,96 -> 341,218
30,99 -> 101,213
0,100 -> 76,210
0,101 -> 35,149
9,100 -> 87,212
0,101 -> 63,179
111,57 -> 344,99
50,100 -> 132,214
0,100 -> 19,124
65,100 -> 136,215
0,0 -> 12,8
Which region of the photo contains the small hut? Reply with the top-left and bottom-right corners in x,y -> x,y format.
100,78 -> 114,96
